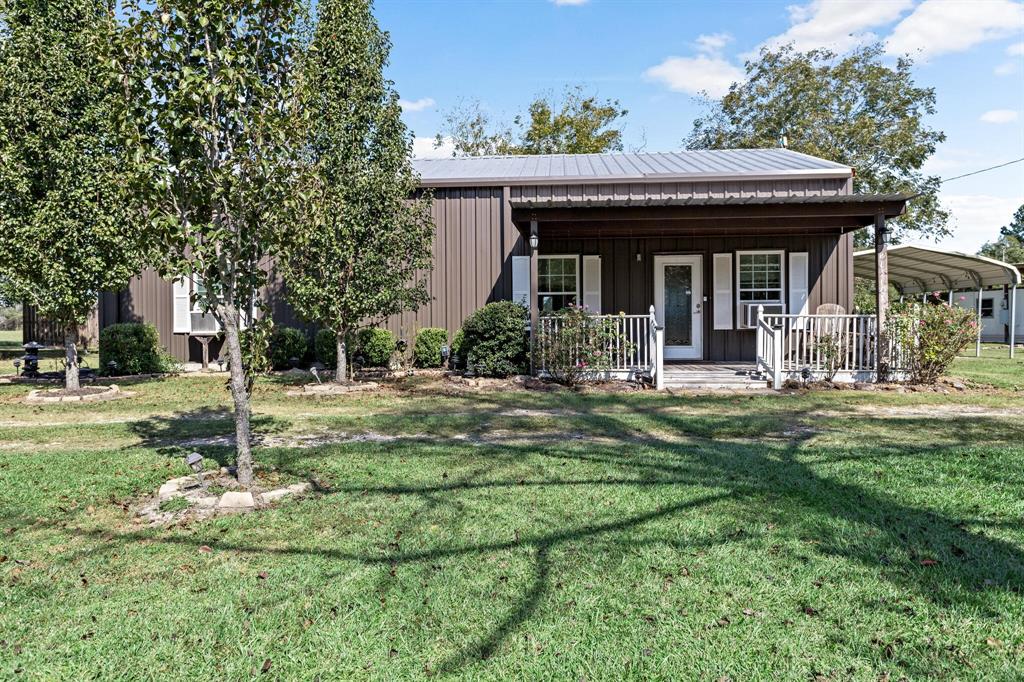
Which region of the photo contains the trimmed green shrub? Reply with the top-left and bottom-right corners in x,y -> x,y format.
459,301 -> 528,377
315,328 -> 337,367
413,327 -> 448,367
355,327 -> 396,367
99,322 -> 175,375
268,326 -> 307,369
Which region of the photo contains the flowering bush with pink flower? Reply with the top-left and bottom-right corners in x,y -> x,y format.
536,305 -> 632,386
887,300 -> 978,384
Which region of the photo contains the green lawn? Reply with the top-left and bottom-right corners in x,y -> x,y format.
951,344 -> 1024,391
1,374 -> 1022,680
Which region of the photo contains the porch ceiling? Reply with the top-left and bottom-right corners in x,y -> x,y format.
511,193 -> 910,236
853,244 -> 1023,295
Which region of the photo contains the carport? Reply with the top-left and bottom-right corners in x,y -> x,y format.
853,244 -> 1022,358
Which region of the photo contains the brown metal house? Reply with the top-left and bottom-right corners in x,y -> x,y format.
76,148 -> 908,385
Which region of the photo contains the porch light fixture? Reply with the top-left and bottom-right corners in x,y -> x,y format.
529,233 -> 539,250
636,252 -> 642,262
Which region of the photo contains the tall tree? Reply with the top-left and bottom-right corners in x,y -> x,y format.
687,43 -> 948,245
284,0 -> 433,382
436,86 -> 628,156
0,0 -> 149,391
116,0 -> 306,486
979,204 -> 1024,263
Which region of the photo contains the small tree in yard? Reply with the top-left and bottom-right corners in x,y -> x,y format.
0,0 -> 149,391
887,301 -> 978,384
282,0 -> 433,383
115,0 -> 306,486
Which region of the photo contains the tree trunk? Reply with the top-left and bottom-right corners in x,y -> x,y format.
335,331 -> 347,384
64,326 -> 80,392
221,306 -> 254,487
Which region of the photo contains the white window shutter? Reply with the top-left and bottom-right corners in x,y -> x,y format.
789,252 -> 809,316
582,255 -> 602,313
511,256 -> 530,306
712,253 -> 733,330
172,277 -> 191,333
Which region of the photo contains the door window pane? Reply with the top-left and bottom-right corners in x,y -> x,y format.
664,265 -> 692,346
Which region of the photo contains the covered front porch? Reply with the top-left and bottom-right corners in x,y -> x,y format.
513,194 -> 910,388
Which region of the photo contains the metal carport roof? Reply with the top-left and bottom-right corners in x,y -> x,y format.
853,244 -> 1022,295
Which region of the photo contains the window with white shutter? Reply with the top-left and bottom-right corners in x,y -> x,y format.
582,255 -> 602,313
511,256 -> 530,307
712,253 -> 733,330
788,252 -> 809,317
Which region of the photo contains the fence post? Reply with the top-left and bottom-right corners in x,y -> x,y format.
655,326 -> 664,391
772,327 -> 783,390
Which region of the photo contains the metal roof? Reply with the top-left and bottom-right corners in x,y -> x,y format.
853,244 -> 1022,295
509,193 -> 909,210
414,148 -> 852,187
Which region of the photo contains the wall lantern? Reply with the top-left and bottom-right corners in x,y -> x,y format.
529,233 -> 539,250
636,252 -> 642,262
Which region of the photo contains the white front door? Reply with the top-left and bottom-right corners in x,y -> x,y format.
654,255 -> 703,360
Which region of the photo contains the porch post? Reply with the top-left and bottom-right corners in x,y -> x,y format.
529,219 -> 539,374
874,213 -> 890,380
976,286 -> 983,358
1010,284 -> 1017,359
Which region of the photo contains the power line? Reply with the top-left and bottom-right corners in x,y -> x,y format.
940,157 -> 1024,184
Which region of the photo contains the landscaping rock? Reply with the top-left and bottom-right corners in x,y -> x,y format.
25,384 -> 134,404
286,381 -> 379,397
217,491 -> 255,511
158,482 -> 182,499
261,488 -> 293,504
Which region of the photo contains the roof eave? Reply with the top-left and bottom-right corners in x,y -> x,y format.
416,168 -> 853,188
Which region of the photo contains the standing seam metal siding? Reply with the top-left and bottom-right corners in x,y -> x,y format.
93,179 -> 854,363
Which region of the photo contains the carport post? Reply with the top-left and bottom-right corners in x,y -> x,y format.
874,213 -> 890,379
1010,284 -> 1017,359
976,287 -> 983,358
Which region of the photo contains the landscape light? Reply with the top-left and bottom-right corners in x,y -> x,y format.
185,452 -> 206,489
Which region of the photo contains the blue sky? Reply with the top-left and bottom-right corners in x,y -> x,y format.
376,0 -> 1024,254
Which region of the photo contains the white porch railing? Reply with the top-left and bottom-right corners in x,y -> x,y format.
537,305 -> 664,385
756,307 -> 910,388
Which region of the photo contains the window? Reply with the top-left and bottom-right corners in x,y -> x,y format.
737,251 -> 784,303
538,255 -> 578,313
981,298 -> 994,318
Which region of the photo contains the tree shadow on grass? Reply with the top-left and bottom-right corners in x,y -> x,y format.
6,396 -> 1023,677
125,405 -> 291,467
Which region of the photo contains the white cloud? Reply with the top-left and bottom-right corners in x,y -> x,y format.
994,61 -> 1018,76
694,32 -> 732,54
644,55 -> 743,98
551,0 -> 588,5
1009,41 -> 1024,57
398,97 -> 435,113
412,136 -> 455,159
980,109 -> 1020,124
886,0 -> 1024,60
756,0 -> 912,55
935,194 -> 1024,253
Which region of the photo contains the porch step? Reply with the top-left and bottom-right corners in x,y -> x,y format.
660,363 -> 770,391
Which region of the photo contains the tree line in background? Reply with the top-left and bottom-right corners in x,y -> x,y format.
438,43 -> 957,249
0,0 -> 433,487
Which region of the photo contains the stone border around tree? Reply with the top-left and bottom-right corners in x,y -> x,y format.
136,469 -> 315,526
286,381 -> 379,397
25,384 -> 134,404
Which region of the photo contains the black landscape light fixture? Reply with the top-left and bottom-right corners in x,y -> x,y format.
801,366 -> 812,386
216,356 -> 224,371
13,358 -> 21,375
107,360 -> 118,376
440,344 -> 450,366
185,451 -> 206,489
